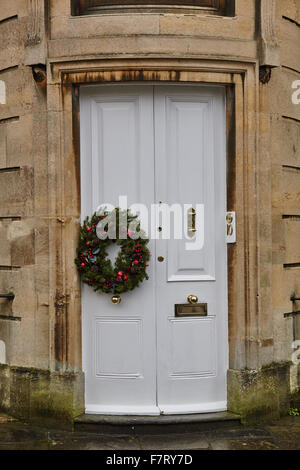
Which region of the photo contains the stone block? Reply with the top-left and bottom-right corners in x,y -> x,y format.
271,115 -> 300,167
269,68 -> 300,120
159,14 -> 253,39
0,0 -> 28,22
0,17 -> 25,71
279,0 -> 300,24
0,66 -> 35,120
279,19 -> 300,72
50,0 -> 71,17
0,221 -> 11,266
228,362 -> 291,424
49,372 -> 85,423
51,14 -> 160,39
10,232 -> 35,267
29,369 -> 51,419
0,167 -> 33,217
0,124 -> 6,168
6,115 -> 34,168
0,364 -> 10,412
284,218 -> 300,265
273,306 -> 293,363
273,166 -> 300,215
9,366 -> 31,420
0,363 -> 84,426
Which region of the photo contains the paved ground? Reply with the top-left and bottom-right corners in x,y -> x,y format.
0,414 -> 299,450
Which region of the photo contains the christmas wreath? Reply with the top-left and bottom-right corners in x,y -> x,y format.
75,208 -> 150,296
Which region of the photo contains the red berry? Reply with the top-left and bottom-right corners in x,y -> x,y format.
123,274 -> 129,281
80,262 -> 85,268
134,260 -> 139,265
87,227 -> 92,232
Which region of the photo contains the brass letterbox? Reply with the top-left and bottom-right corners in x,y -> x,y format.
175,303 -> 208,318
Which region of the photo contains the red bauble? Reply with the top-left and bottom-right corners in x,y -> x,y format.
87,227 -> 92,232
80,262 -> 85,268
123,274 -> 129,281
133,259 -> 139,265
117,271 -> 123,277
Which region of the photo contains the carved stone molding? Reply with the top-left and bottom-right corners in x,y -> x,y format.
26,0 -> 42,46
260,0 -> 280,67
25,0 -> 47,66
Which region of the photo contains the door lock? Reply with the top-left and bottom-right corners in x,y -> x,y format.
226,212 -> 236,244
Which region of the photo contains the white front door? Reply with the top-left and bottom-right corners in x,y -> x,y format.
80,84 -> 228,415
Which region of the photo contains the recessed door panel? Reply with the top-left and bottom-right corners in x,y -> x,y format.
169,317 -> 216,378
163,94 -> 216,282
94,317 -> 143,378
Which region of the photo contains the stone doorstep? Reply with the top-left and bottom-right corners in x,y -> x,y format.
74,411 -> 241,435
0,413 -> 18,424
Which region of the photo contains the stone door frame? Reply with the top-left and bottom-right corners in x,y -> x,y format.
47,58 -> 260,407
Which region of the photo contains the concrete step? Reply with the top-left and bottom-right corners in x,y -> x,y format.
74,411 -> 241,435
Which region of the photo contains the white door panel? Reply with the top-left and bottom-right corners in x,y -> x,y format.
81,85 -> 158,415
154,86 -> 227,413
80,84 -> 228,415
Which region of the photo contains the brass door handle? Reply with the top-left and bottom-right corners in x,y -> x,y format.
188,208 -> 196,237
187,295 -> 198,305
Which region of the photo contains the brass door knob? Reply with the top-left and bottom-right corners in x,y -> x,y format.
111,294 -> 121,304
187,295 -> 198,305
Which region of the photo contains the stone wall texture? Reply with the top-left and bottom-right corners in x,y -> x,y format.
0,0 -> 299,422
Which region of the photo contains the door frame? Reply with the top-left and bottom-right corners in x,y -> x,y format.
47,59 -> 259,413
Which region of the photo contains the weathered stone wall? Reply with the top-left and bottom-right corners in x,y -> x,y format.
270,2 -> 300,392
0,1 -> 49,370
0,0 -> 299,423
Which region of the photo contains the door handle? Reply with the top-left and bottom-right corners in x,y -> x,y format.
188,208 -> 196,238
187,295 -> 198,305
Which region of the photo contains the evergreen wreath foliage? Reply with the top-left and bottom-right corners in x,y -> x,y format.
75,208 -> 150,294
